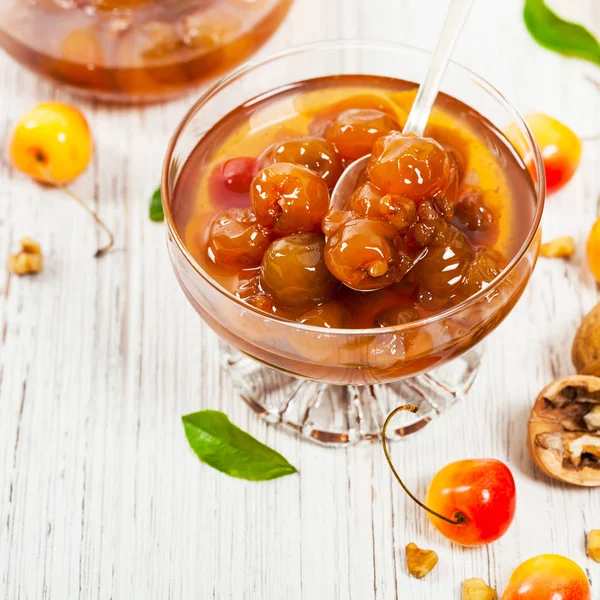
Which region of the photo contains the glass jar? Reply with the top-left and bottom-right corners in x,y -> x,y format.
0,0 -> 292,102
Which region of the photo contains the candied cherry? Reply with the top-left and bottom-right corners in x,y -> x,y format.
379,194 -> 417,231
367,132 -> 451,200
526,113 -> 582,196
322,209 -> 354,237
347,182 -> 384,217
425,459 -> 516,546
209,157 -> 257,210
454,186 -> 495,231
460,248 -> 506,297
207,208 -> 275,268
251,163 -> 330,235
298,301 -> 351,328
325,217 -> 412,291
258,136 -> 343,189
9,102 -> 93,185
408,200 -> 450,248
325,109 -> 400,160
375,306 -> 419,327
415,226 -> 474,307
220,157 -> 258,194
261,233 -> 339,308
502,554 -> 591,600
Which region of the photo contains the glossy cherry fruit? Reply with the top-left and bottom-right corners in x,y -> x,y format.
367,132 -> 451,201
251,163 -> 330,235
460,248 -> 506,298
207,208 -> 275,268
425,459 -> 516,546
324,217 -> 412,291
347,182 -> 384,217
298,301 -> 351,328
258,136 -> 344,189
408,199 -> 451,248
209,157 -> 257,210
526,113 -> 581,196
261,232 -> 339,308
325,108 -> 400,160
379,194 -> 417,231
415,225 -> 475,308
454,186 -> 495,231
502,554 -> 591,600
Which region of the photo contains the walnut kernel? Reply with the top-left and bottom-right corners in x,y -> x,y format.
405,542 -> 438,579
462,578 -> 496,600
540,236 -> 575,259
8,237 -> 43,276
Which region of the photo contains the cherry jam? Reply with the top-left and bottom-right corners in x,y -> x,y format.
171,75 -> 536,329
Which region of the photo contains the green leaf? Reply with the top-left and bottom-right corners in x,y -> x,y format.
524,0 -> 600,67
182,410 -> 298,481
149,187 -> 164,222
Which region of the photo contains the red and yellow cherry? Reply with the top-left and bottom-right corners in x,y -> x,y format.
502,554 -> 591,600
251,162 -> 330,235
424,458 -> 516,546
525,113 -> 581,196
9,102 -> 93,184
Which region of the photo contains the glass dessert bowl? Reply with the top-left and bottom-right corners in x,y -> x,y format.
0,0 -> 292,102
162,41 -> 545,445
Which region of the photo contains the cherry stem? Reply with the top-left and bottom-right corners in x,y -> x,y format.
381,405 -> 465,526
40,167 -> 114,258
61,186 -> 115,258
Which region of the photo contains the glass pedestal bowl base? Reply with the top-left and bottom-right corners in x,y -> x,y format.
222,343 -> 481,445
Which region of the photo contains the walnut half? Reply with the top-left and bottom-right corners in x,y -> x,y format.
528,375 -> 600,486
8,237 -> 43,276
405,542 -> 438,579
462,578 -> 496,600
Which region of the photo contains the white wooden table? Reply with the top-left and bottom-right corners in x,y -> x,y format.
1,1 -> 600,598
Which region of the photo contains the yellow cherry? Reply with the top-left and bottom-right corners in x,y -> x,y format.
9,102 -> 93,185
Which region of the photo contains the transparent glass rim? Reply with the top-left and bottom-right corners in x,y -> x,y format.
162,39 -> 546,337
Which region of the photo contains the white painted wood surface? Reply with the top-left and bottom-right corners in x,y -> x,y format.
1,0 -> 599,598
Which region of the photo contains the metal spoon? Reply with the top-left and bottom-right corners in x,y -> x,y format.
330,0 -> 476,214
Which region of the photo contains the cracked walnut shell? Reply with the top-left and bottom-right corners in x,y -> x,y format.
572,303 -> 600,376
528,375 -> 600,486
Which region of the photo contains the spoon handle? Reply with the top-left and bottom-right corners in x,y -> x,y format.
403,0 -> 475,137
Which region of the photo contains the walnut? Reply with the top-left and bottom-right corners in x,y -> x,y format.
462,578 -> 496,600
528,375 -> 600,486
8,237 -> 43,276
588,530 -> 600,563
572,303 -> 600,376
540,236 -> 575,259
405,542 -> 438,579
